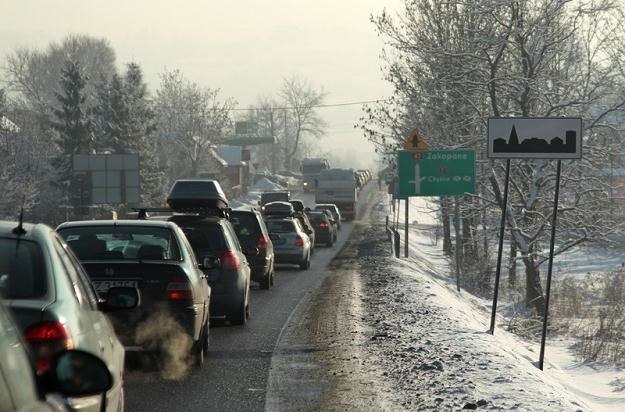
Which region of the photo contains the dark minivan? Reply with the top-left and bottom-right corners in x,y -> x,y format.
230,208 -> 275,289
169,214 -> 252,325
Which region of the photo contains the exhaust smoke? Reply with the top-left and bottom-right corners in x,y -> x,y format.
135,311 -> 193,380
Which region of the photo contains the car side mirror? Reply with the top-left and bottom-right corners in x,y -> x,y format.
304,207 -> 311,212
201,256 -> 220,270
243,247 -> 259,256
46,350 -> 113,397
305,229 -> 313,235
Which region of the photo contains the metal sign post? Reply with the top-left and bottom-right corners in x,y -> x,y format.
489,159 -> 511,334
487,117 -> 581,370
539,160 -> 562,370
404,198 -> 409,257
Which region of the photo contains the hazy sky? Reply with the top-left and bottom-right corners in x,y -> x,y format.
1,1 -> 401,170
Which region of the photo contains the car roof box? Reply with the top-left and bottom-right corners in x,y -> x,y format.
262,201 -> 294,216
166,179 -> 229,211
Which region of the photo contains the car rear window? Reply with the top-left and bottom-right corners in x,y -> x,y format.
0,238 -> 46,299
265,220 -> 296,233
308,214 -> 327,223
230,213 -> 261,244
178,224 -> 227,256
58,226 -> 181,261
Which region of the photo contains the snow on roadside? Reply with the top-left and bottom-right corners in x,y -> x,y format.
382,195 -> 625,411
360,195 -> 589,410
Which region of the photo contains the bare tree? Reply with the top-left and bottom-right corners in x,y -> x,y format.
364,0 -> 625,313
279,75 -> 327,170
154,69 -> 236,179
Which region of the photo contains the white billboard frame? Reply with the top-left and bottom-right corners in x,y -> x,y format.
73,154 -> 141,205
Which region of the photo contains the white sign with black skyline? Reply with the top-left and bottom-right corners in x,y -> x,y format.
487,117 -> 582,159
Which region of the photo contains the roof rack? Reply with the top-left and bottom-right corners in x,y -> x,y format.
132,207 -> 231,220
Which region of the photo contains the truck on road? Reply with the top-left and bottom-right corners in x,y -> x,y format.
315,168 -> 358,220
301,158 -> 330,192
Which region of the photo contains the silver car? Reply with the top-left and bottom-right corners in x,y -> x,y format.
0,221 -> 136,411
264,217 -> 312,270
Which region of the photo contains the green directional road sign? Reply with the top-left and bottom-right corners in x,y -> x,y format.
398,149 -> 476,196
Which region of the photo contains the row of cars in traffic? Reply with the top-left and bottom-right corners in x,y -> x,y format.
0,178 -> 346,411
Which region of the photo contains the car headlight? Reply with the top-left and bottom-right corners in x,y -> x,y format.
303,182 -> 308,186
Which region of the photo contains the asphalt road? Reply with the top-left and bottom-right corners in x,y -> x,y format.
125,184 -> 373,412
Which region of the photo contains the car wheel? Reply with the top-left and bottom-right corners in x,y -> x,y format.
116,387 -> 124,412
194,328 -> 207,367
260,271 -> 271,290
231,296 -> 247,325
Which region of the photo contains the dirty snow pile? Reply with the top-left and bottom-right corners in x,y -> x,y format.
358,196 -> 595,410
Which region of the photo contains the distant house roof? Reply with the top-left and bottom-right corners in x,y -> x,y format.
0,115 -> 20,133
217,145 -> 244,166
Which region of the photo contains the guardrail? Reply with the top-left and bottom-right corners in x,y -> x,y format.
385,215 -> 401,258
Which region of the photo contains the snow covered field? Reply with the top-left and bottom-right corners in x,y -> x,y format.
376,195 -> 625,411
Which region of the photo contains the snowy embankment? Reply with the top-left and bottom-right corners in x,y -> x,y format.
378,196 -> 625,411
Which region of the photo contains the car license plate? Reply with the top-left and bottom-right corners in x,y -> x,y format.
93,280 -> 138,295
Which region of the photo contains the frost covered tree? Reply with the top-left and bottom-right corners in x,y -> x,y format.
154,69 -> 235,179
362,0 -> 625,313
279,75 -> 327,170
52,60 -> 94,208
95,63 -> 167,203
4,34 -> 116,111
2,34 -> 117,222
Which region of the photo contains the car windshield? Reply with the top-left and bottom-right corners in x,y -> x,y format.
0,238 -> 46,299
58,226 -> 181,261
265,220 -> 296,233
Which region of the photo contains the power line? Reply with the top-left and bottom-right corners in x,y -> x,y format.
232,99 -> 389,111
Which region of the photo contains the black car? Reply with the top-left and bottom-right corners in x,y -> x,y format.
168,214 -> 252,325
306,210 -> 337,247
57,220 -> 211,366
315,203 -> 342,231
230,208 -> 275,289
289,199 -> 305,213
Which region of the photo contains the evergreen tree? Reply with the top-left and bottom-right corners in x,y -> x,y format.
94,73 -> 126,152
124,63 -> 167,204
52,60 -> 94,205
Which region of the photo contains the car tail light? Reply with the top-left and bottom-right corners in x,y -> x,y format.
24,321 -> 74,373
221,251 -> 241,270
294,236 -> 305,247
257,235 -> 269,252
319,222 -> 329,228
166,275 -> 194,301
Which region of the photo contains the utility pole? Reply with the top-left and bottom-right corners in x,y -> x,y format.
270,111 -> 276,173
283,109 -> 288,170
